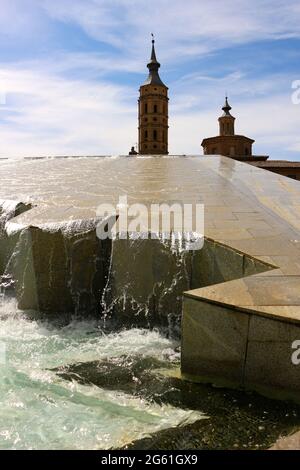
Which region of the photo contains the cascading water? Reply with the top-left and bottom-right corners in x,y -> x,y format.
1,198 -> 300,450
0,204 -> 204,450
0,201 -> 28,299
0,297 -> 204,450
99,233 -> 197,336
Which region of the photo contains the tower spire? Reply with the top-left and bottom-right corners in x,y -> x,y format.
219,96 -> 235,136
143,35 -> 166,87
150,33 -> 157,62
222,96 -> 232,116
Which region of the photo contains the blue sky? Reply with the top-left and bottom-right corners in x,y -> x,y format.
0,0 -> 300,158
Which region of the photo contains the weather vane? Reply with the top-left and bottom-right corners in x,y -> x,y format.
151,33 -> 155,44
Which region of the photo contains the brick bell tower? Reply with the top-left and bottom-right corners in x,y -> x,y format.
138,36 -> 169,155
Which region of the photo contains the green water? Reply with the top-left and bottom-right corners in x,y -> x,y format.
0,298 -> 202,450
1,297 -> 300,450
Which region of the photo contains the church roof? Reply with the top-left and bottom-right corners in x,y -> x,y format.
249,160 -> 300,168
201,135 -> 255,145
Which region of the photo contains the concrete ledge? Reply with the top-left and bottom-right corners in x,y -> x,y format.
182,295 -> 300,403
181,298 -> 249,385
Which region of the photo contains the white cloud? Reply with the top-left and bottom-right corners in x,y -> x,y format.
0,64 -> 137,157
0,0 -> 299,159
0,0 -> 47,39
1,57 -> 299,159
170,92 -> 300,158
40,0 -> 300,62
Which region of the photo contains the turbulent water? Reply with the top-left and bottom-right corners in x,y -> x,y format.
1,161 -> 300,450
0,298 -> 202,450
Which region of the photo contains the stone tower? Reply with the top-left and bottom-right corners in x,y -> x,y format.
202,97 -> 255,159
218,97 -> 235,136
138,37 -> 169,155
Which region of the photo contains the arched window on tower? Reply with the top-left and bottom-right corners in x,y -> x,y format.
153,130 -> 157,141
144,130 -> 148,140
144,103 -> 148,113
154,104 -> 158,113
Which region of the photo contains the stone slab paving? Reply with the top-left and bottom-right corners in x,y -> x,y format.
270,431 -> 300,450
1,154 -> 300,318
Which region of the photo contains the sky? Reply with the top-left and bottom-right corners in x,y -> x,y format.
0,0 -> 300,159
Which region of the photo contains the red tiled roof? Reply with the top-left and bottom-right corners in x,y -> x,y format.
249,160 -> 300,168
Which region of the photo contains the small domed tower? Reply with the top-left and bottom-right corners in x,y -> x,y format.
202,97 -> 257,159
218,97 -> 235,136
138,37 -> 169,155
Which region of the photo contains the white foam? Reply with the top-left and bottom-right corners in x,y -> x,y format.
0,300 -> 205,450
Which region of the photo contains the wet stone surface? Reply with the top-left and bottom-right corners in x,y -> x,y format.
53,354 -> 300,450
